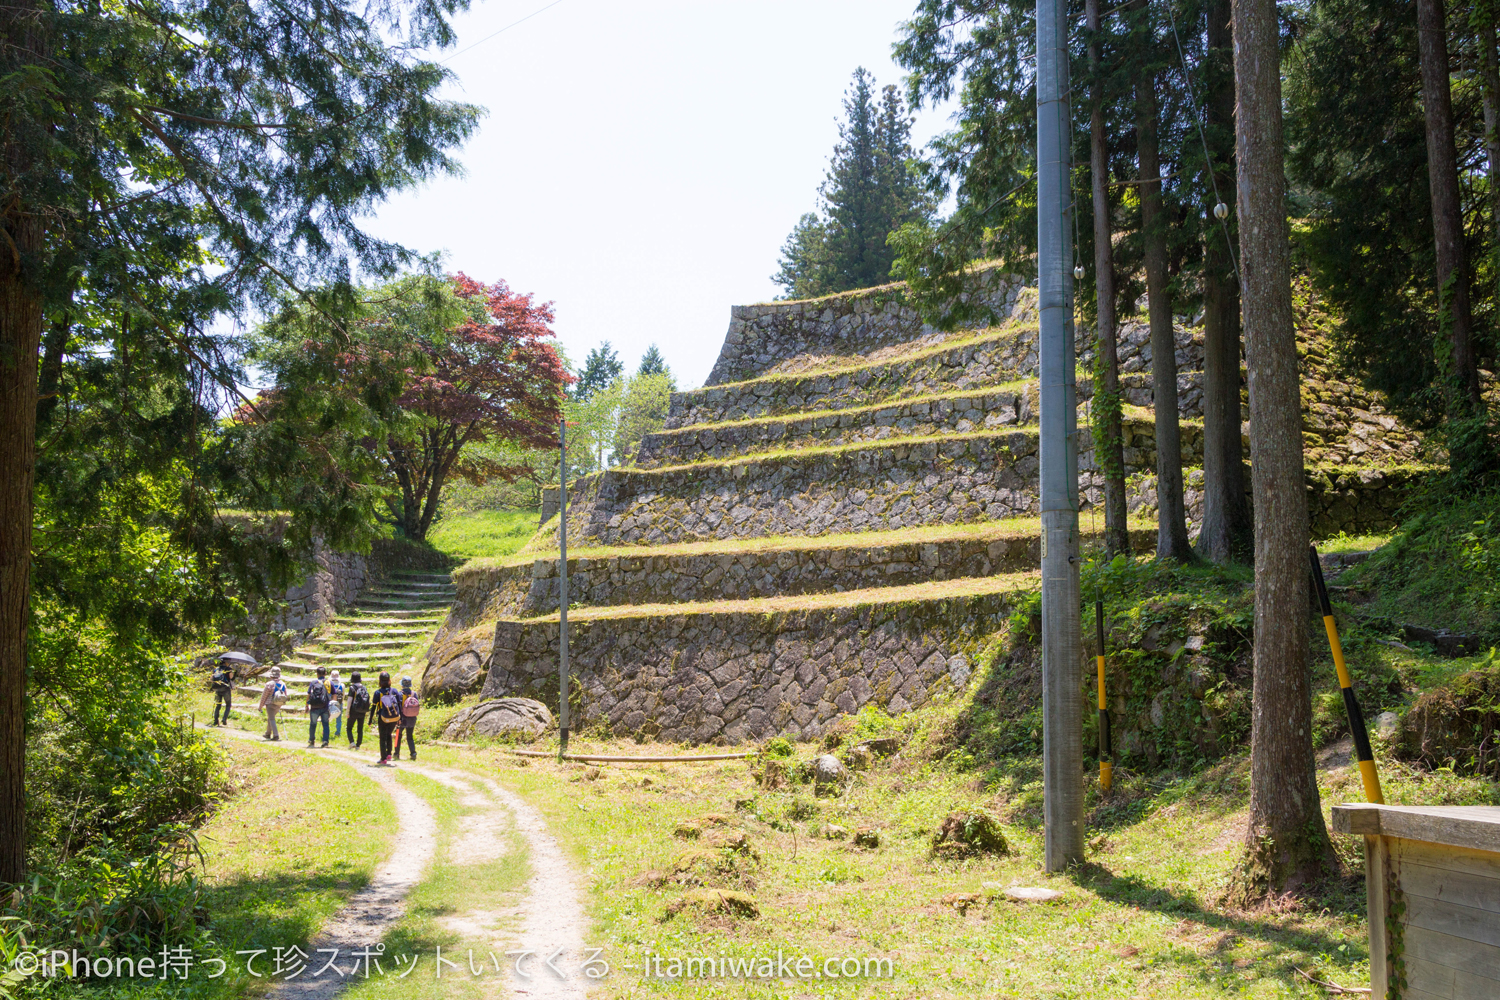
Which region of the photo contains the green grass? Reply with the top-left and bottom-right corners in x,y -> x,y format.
426,509 -> 539,561
410,728 -> 1472,999
470,516 -> 1160,572
194,737 -> 397,995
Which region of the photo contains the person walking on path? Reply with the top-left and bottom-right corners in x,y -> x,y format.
329,669 -> 346,740
372,671 -> 403,766
346,671 -> 369,749
258,666 -> 288,741
393,677 -> 421,761
210,659 -> 235,726
307,667 -> 332,747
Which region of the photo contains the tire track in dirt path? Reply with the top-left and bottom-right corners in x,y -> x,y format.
203,727 -> 589,999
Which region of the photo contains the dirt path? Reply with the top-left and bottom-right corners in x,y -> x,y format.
204,727 -> 589,999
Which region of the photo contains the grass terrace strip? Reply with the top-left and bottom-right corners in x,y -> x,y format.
509,571 -> 1041,622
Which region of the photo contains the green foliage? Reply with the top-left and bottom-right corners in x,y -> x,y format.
575,342 -> 624,401
636,344 -> 672,383
425,509 -> 538,561
774,69 -> 934,298
1345,487 -> 1500,639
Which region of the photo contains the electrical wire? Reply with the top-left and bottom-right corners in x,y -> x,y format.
442,0 -> 565,63
1161,0 -> 1241,285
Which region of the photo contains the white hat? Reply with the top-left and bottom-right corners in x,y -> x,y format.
270,666 -> 281,678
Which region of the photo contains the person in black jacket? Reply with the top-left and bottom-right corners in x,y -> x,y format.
370,671 -> 403,766
210,660 -> 235,726
345,672 -> 368,749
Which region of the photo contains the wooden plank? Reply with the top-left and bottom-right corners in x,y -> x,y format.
1397,858 -> 1500,916
1394,836 -> 1500,885
1451,966 -> 1500,1000
1405,892 -> 1500,948
1405,957 -> 1455,998
1335,803 -> 1383,835
1334,806 -> 1500,854
1367,835 -> 1388,998
1404,924 -> 1500,982
1404,988 -> 1452,1000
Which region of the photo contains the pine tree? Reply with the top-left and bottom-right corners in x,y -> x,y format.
773,69 -> 933,298
637,345 -> 668,377
576,342 -> 624,401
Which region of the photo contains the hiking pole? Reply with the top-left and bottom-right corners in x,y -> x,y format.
1096,594 -> 1113,793
1309,545 -> 1384,804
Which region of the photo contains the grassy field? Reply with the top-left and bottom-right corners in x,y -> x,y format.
403,707 -> 1496,1000
426,509 -> 539,561
194,738 -> 397,995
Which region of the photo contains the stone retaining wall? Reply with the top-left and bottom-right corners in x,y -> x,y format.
587,432 -> 1043,545
480,589 -> 1025,742
456,527 -> 1159,621
705,265 -> 1027,386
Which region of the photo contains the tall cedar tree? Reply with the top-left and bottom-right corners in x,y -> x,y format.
1287,0 -> 1498,482
1234,0 -> 1335,894
575,343 -> 624,401
895,0 -> 1230,557
1196,0 -> 1250,563
774,69 -> 933,298
637,344 -> 670,379
1131,0 -> 1193,562
1087,0 -> 1130,556
1,0 -> 478,881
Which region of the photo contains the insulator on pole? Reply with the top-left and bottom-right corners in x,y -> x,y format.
1074,264 -> 1085,280
1213,202 -> 1229,220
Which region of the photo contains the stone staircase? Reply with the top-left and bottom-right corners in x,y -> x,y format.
230,570 -> 454,725
422,264 -> 1432,745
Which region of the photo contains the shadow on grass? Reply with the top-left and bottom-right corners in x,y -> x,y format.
201,865 -> 371,952
1068,861 -> 1368,995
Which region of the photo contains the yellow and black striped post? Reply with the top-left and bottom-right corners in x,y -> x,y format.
1096,598 -> 1113,793
1309,545 -> 1384,804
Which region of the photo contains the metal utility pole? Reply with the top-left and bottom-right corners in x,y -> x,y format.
558,417 -> 571,757
1037,0 -> 1084,871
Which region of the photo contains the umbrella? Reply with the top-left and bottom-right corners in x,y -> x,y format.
218,651 -> 258,666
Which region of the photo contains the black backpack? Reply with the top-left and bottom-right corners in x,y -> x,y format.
211,667 -> 231,692
349,682 -> 370,714
308,678 -> 329,710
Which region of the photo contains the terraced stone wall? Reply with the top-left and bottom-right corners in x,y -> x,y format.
589,432 -> 1041,545
705,265 -> 1028,386
480,591 -> 1022,742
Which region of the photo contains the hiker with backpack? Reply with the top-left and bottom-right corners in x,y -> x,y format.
306,666 -> 332,748
392,677 -> 420,761
257,666 -> 288,741
329,669 -> 345,740
210,659 -> 235,726
371,671 -> 403,766
346,671 -> 369,749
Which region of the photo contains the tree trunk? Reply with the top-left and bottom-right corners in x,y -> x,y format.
1197,0 -> 1251,564
1136,67 -> 1192,561
1417,0 -> 1482,413
0,0 -> 49,887
1478,7 -> 1500,257
1088,0 -> 1129,558
1232,0 -> 1333,895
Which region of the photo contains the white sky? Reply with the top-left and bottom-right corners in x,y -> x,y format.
367,0 -> 956,390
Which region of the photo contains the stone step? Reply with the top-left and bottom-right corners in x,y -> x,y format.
357,595 -> 451,606
637,384 -> 1035,468
321,638 -> 411,651
334,628 -> 433,639
295,650 -> 406,664
361,590 -> 455,602
468,519 -> 1158,618
336,611 -> 446,623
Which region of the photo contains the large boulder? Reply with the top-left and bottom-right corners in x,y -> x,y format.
442,698 -> 553,742
421,624 -> 494,704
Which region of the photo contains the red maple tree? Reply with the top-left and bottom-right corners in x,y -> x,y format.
383,273 -> 569,540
